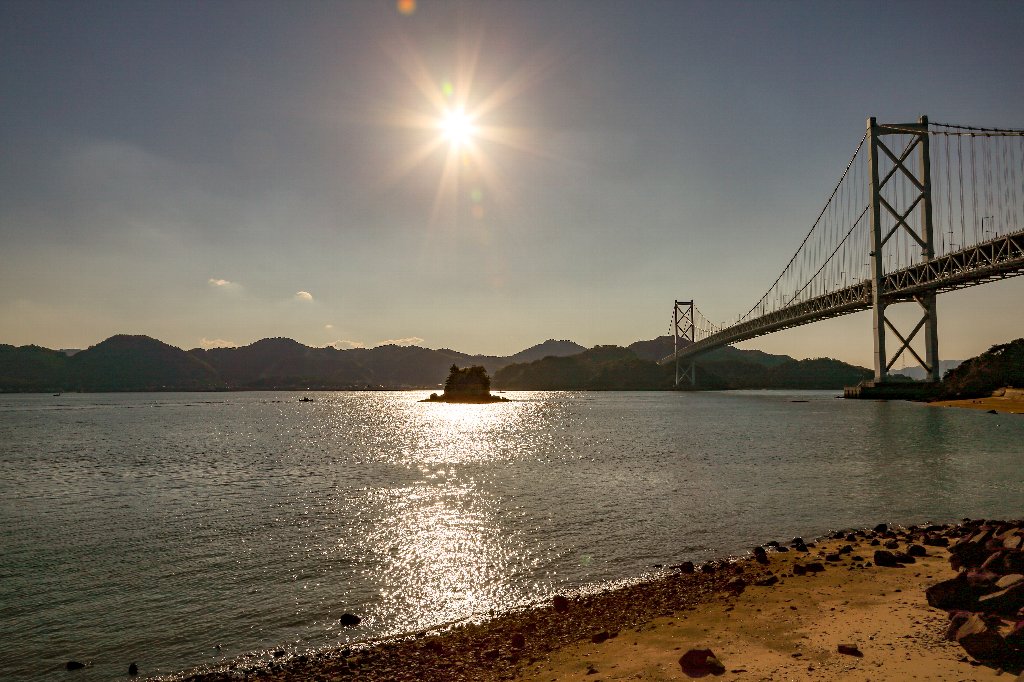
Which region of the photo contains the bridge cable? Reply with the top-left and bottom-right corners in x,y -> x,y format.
740,131 -> 869,321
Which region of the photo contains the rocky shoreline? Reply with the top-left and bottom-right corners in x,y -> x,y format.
150,517 -> 1024,681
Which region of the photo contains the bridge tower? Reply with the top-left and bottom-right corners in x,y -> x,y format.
673,300 -> 695,387
867,115 -> 940,383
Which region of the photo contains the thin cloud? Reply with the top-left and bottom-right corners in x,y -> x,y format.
324,323 -> 334,329
208,278 -> 236,287
376,336 -> 425,347
295,291 -> 313,301
200,337 -> 238,349
329,339 -> 367,349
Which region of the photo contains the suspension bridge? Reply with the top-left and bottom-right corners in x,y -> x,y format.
659,117 -> 1024,388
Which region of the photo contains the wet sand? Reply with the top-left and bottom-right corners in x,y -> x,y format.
173,524 -> 1011,682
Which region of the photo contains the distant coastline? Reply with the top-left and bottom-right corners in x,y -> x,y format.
0,333 -> 874,393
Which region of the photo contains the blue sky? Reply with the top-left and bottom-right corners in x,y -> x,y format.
2,0 -> 1022,365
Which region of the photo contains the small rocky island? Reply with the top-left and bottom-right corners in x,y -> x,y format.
422,364 -> 509,403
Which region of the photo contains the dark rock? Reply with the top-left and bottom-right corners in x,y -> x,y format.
894,552 -> 916,564
884,539 -> 900,550
873,523 -> 888,533
805,562 -> 825,573
927,574 -> 981,610
825,553 -> 841,562
996,574 -> 1024,589
678,648 -> 726,677
273,650 -> 285,658
482,648 -> 499,660
982,551 -> 1007,572
966,570 -> 1000,589
870,538 -> 880,546
873,550 -> 901,567
765,540 -> 780,548
792,564 -> 807,576
755,575 -> 779,587
552,595 -> 569,613
339,613 -> 361,626
956,613 -> 1011,661
675,561 -> 695,574
846,533 -> 857,542
753,547 -> 769,565
66,661 -> 85,671
839,545 -> 853,554
775,545 -> 789,552
950,531 -> 994,570
510,633 -> 526,649
923,535 -> 950,547
1005,620 -> 1024,648
978,581 -> 1024,615
128,662 -> 138,676
837,643 -> 863,657
907,544 -> 927,557
591,631 -> 609,644
946,612 -> 972,641
831,531 -> 845,540
727,577 -> 747,593
700,562 -> 717,574
1004,551 -> 1024,574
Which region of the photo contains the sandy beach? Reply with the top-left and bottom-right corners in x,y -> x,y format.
175,521 -> 1022,682
929,396 -> 1024,414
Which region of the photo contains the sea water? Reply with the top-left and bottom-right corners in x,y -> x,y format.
1,390 -> 1021,680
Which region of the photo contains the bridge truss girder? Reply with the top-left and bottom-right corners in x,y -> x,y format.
658,229 -> 1024,367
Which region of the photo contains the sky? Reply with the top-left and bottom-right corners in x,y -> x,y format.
2,0 -> 1023,366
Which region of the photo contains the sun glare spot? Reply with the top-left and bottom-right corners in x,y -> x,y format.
440,109 -> 475,147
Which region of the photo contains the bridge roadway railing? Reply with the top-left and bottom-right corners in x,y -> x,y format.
659,228 -> 1024,366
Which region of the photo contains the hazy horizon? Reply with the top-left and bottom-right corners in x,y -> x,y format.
3,1 -> 1022,366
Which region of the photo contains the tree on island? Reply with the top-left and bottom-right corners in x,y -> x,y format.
424,364 -> 508,402
445,364 -> 490,396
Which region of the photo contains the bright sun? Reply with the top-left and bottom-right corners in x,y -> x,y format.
439,108 -> 475,147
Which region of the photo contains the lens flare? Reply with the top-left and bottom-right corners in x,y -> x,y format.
439,109 -> 475,147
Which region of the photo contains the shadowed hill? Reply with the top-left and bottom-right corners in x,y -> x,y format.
0,335 -> 590,392
936,338 -> 1024,399
191,338 -> 364,389
69,335 -> 223,391
495,342 -> 871,391
0,333 -> 871,392
0,344 -> 69,391
494,345 -> 674,390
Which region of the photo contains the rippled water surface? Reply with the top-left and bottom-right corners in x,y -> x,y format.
1,390 -> 1022,679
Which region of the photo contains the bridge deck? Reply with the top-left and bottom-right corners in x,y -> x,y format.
659,229 -> 1024,365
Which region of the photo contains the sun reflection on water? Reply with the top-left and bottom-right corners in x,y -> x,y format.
365,482 -> 515,632
328,394 -> 554,638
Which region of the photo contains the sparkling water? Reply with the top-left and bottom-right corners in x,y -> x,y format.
1,390 -> 1021,680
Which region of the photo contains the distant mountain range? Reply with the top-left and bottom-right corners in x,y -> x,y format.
889,360 -> 963,381
496,337 -> 871,390
0,335 -> 585,392
0,334 -> 872,392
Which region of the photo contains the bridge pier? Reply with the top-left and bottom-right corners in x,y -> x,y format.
867,115 -> 941,383
673,300 -> 695,387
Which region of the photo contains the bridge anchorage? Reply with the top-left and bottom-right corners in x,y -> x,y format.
660,115 -> 1024,394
